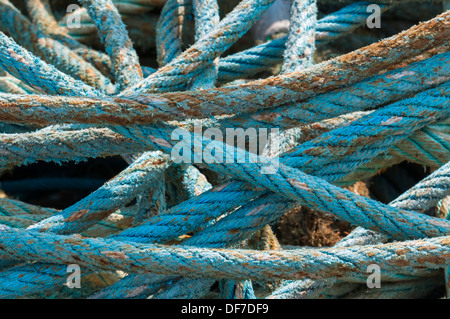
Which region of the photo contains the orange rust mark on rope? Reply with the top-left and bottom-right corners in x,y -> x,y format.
65,209 -> 89,222
287,178 -> 311,192
416,254 -> 449,265
395,248 -> 411,255
381,116 -> 403,125
7,49 -> 29,65
252,113 -> 281,122
101,250 -> 129,260
417,245 -> 438,251
64,237 -> 83,245
388,257 -> 410,267
212,181 -> 231,192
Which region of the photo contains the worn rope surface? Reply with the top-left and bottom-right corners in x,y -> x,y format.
0,0 -> 448,299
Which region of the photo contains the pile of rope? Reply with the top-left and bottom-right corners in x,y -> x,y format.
0,0 -> 448,299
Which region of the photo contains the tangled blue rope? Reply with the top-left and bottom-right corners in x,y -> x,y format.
0,0 -> 448,300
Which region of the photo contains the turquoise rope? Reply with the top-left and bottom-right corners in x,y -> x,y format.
0,0 -> 448,299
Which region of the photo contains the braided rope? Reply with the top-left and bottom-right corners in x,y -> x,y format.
0,120 -> 335,168
0,125 -> 144,171
0,75 -> 37,95
156,0 -> 192,67
132,145 -> 450,300
0,0 -> 448,299
24,151 -> 168,235
0,31 -> 102,97
1,108 -> 442,300
223,51 -> 450,130
26,0 -> 114,78
281,0 -> 316,73
61,7 -> 159,54
121,0 -> 277,94
268,161 -> 450,298
188,0 -> 219,89
0,0 -> 114,92
217,1 -> 390,83
79,0 -> 143,90
106,89 -> 450,239
1,49 -> 448,128
75,85 -> 448,298
0,223 -> 449,282
0,198 -> 136,237
2,22 -> 448,131
0,81 -> 446,296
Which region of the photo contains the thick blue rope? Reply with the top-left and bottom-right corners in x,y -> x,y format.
0,0 -> 448,299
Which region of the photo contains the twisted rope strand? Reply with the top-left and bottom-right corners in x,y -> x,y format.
281,0 -> 317,73
0,51 -> 448,129
223,51 -> 450,130
111,106 -> 450,243
217,1 -> 390,83
0,223 -> 449,282
156,0 -> 192,67
0,31 -> 102,97
0,0 -> 114,92
0,0 -> 447,299
1,122 -> 446,298
121,0 -> 277,94
188,0 -> 220,90
26,0 -> 114,78
79,0 -> 143,91
269,160 -> 450,298
25,151 -> 169,235
129,160 -> 450,299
